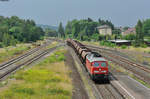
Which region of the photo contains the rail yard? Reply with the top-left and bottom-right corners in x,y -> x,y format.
0,39 -> 150,99
66,39 -> 150,99
0,40 -> 64,81
1,0 -> 150,98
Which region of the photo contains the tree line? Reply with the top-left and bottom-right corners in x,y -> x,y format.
55,18 -> 150,47
57,18 -> 115,41
35,17 -> 150,47
0,16 -> 44,47
134,19 -> 150,46
125,19 -> 150,47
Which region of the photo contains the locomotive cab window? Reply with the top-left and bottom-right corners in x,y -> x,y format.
101,62 -> 107,67
93,62 -> 100,67
87,54 -> 92,59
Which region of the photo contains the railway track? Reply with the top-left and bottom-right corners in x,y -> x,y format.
86,45 -> 150,85
68,46 -> 126,99
0,42 -> 50,70
0,41 -> 62,80
96,83 -> 123,99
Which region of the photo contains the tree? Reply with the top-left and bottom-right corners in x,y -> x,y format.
99,35 -> 105,41
87,18 -> 93,22
0,16 -> 45,47
2,33 -> 10,46
135,20 -> 144,46
143,19 -> 150,36
0,26 -> 9,42
58,22 -> 65,38
2,33 -> 17,46
64,18 -> 115,41
65,21 -> 72,38
112,29 -> 121,36
98,18 -> 114,30
45,28 -> 58,37
123,26 -> 129,31
71,20 -> 80,38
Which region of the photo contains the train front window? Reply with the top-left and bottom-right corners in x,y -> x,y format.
93,62 -> 100,67
101,62 -> 107,67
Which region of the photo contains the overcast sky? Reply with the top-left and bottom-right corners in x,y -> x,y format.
0,0 -> 150,27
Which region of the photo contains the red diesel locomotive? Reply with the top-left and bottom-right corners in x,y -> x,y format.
67,39 -> 109,81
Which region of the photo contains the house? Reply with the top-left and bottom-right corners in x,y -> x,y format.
97,25 -> 112,35
122,28 -> 136,36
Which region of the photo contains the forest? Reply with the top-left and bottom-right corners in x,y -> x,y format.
0,16 -> 44,47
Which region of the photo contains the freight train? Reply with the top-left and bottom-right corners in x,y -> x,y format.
67,39 -> 109,81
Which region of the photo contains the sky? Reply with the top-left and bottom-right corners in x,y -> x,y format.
0,0 -> 150,27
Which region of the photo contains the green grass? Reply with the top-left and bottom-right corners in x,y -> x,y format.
46,41 -> 58,49
0,81 -> 8,87
48,50 -> 65,63
0,49 -> 72,99
0,44 -> 31,63
131,75 -> 150,88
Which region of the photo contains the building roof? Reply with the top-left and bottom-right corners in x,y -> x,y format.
122,28 -> 136,35
97,25 -> 111,29
108,39 -> 131,43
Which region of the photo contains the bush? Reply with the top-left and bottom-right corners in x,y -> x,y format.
123,34 -> 136,40
100,41 -> 116,48
132,41 -> 139,47
110,43 -> 116,48
0,42 -> 4,48
99,41 -> 105,46
105,42 -> 110,46
121,45 -> 127,49
81,35 -> 90,41
91,34 -> 99,41
140,44 -> 148,48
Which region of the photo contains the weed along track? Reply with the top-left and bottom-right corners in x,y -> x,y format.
67,39 -> 126,99
0,41 -> 50,70
86,45 -> 150,85
0,47 -> 72,99
0,41 -> 63,80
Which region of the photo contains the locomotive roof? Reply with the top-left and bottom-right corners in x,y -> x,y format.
86,52 -> 106,62
88,57 -> 106,62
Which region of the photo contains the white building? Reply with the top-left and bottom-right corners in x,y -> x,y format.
97,25 -> 112,35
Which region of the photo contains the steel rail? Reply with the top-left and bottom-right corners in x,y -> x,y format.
0,45 -> 61,80
0,42 -> 51,70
